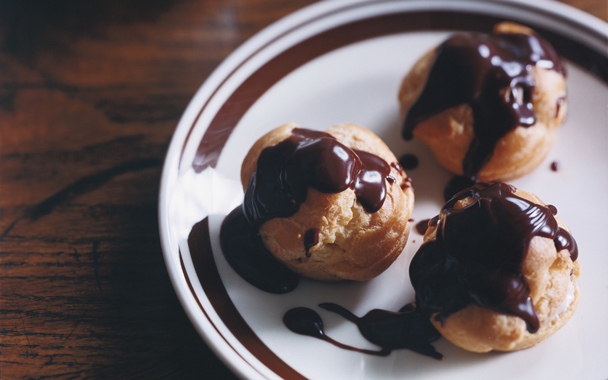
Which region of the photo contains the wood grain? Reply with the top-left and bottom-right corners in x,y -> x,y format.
0,1 -> 604,379
0,1 -> 316,379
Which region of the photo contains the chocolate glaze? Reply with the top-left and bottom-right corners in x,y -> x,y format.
555,229 -> 578,261
304,228 -> 319,258
219,206 -> 299,294
283,303 -> 442,359
390,161 -> 404,173
399,153 -> 419,170
548,204 -> 558,215
443,175 -> 477,201
415,219 -> 431,235
403,29 -> 564,179
401,176 -> 413,191
410,182 -> 578,333
244,128 -> 392,226
283,307 -> 390,356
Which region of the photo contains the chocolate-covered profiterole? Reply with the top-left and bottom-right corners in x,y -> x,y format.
399,23 -> 567,198
221,122 -> 414,288
410,182 -> 580,352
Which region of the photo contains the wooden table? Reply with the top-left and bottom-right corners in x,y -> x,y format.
1,1 -> 604,379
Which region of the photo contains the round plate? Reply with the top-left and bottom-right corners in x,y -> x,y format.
159,1 -> 608,379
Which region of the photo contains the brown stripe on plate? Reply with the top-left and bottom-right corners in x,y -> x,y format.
179,255 -> 271,380
184,218 -> 307,380
191,10 -> 607,172
178,5 -> 607,379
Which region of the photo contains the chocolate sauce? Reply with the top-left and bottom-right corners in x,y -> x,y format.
443,175 -> 477,201
403,29 -> 564,179
550,161 -> 561,172
390,161 -> 404,173
415,219 -> 431,235
399,153 -> 419,170
304,228 -> 319,258
548,204 -> 558,215
555,229 -> 579,261
244,128 -> 392,226
283,303 -> 442,359
219,206 -> 299,294
388,163 -> 400,186
410,182 -> 578,333
283,307 -> 390,356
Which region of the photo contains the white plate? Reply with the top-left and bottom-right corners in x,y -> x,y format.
159,1 -> 608,379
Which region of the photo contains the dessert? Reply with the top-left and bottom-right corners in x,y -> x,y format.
399,23 -> 567,183
410,182 -> 579,352
236,122 -> 414,282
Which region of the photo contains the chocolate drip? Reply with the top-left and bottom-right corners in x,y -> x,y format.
244,128 -> 392,226
555,229 -> 578,261
410,182 -> 578,333
304,228 -> 319,258
353,149 -> 392,213
219,206 -> 299,294
283,303 -> 442,359
548,204 -> 558,215
399,153 -> 419,170
390,161 -> 404,173
443,175 -> 477,201
415,219 -> 431,235
283,307 -> 389,356
401,176 -> 413,190
403,29 -> 564,179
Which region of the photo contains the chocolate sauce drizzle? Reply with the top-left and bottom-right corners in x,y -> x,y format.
443,175 -> 477,202
415,219 -> 431,235
304,228 -> 319,258
244,128 -> 392,226
220,206 -> 299,294
402,29 -> 564,198
401,176 -> 413,191
409,182 -> 578,333
283,303 -> 442,359
399,153 -> 419,170
220,128 -> 396,293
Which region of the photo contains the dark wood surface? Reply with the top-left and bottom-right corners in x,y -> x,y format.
0,1 -> 604,379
